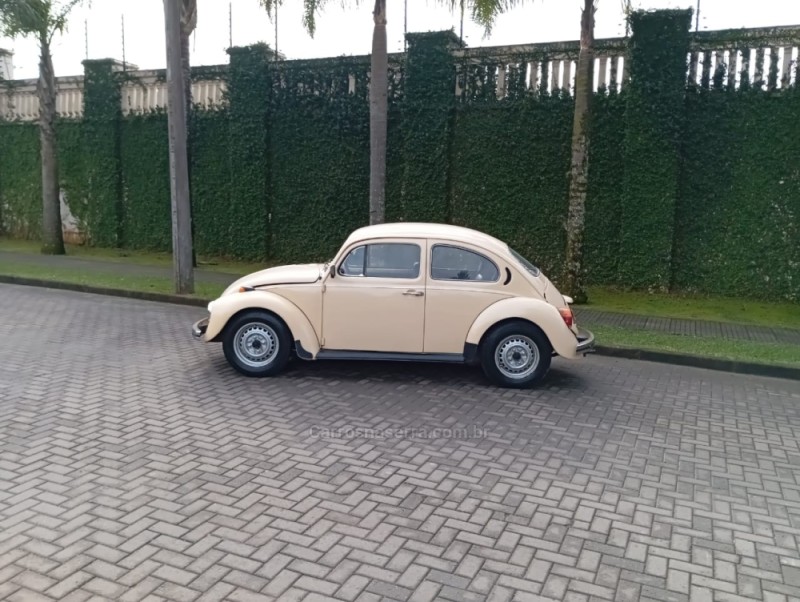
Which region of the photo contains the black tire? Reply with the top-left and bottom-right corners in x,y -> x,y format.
222,310 -> 292,377
480,321 -> 552,388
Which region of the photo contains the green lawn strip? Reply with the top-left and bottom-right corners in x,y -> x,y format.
0,262 -> 226,300
0,237 -> 266,276
591,324 -> 800,367
587,286 -> 800,330
5,239 -> 797,330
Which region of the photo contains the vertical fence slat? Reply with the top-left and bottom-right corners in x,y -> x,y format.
609,55 -> 618,90
558,59 -> 568,91
727,49 -> 739,89
754,47 -> 765,88
529,60 -> 539,95
795,46 -> 800,86
713,49 -> 725,89
700,50 -> 711,89
597,56 -> 607,90
688,50 -> 698,85
621,55 -> 629,87
539,60 -> 549,96
496,63 -> 506,99
767,46 -> 779,90
740,48 -> 751,87
781,46 -> 793,87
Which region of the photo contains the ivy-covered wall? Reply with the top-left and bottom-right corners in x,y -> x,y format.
120,113 -> 171,250
582,91 -> 626,284
450,96 -> 573,278
270,93 -> 370,262
618,10 -> 692,289
189,109 -> 230,258
674,88 -> 800,299
1,13 -> 798,301
83,59 -> 124,248
0,123 -> 41,237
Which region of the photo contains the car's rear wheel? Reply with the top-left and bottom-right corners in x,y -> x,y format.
480,321 -> 552,388
222,310 -> 291,377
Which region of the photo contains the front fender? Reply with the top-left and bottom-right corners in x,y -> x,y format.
465,297 -> 579,359
205,291 -> 321,356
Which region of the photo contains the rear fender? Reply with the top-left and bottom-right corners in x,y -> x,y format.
206,291 -> 320,356
466,297 -> 578,359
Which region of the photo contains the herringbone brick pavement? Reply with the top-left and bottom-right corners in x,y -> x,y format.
1,283 -> 799,602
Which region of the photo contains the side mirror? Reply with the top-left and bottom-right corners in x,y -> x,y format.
329,264 -> 336,278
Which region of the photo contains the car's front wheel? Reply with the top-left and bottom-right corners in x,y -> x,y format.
480,321 -> 552,388
222,310 -> 291,377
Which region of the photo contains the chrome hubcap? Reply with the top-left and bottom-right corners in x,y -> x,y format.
495,335 -> 539,380
233,323 -> 279,368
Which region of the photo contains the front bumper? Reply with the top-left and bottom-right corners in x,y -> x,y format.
576,328 -> 595,355
192,317 -> 209,340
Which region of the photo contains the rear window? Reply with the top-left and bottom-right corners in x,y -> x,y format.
509,248 -> 541,277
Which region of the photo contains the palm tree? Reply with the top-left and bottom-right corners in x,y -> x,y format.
259,0 -> 387,224
258,0 -> 519,226
562,0 -> 595,304
0,0 -> 83,254
180,0 -> 197,268
180,0 -> 196,120
452,0 -> 600,304
369,0 -> 387,224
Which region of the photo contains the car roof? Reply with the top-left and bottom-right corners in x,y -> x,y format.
344,222 -> 511,256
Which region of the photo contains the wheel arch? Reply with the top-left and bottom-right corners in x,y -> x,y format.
465,297 -> 578,358
477,317 -> 548,349
212,307 -> 288,341
205,291 -> 321,356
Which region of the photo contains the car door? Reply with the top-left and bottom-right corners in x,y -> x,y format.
321,239 -> 427,352
424,241 -> 512,354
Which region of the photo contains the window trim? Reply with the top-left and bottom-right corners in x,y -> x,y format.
338,244 -> 365,277
429,244 -> 500,283
337,242 -> 422,280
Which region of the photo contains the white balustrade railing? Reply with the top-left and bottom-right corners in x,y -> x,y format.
1,24 -> 798,120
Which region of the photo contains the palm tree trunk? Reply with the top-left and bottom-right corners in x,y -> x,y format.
563,0 -> 595,303
181,0 -> 197,267
369,0 -> 388,225
181,30 -> 192,120
38,35 -> 65,255
165,0 -> 194,293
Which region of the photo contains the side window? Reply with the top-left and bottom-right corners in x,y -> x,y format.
431,245 -> 499,282
339,243 -> 421,279
339,245 -> 365,276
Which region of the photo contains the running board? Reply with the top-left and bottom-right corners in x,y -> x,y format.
294,340 -> 477,364
315,350 -> 465,363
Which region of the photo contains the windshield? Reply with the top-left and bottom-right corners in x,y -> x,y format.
509,247 -> 541,277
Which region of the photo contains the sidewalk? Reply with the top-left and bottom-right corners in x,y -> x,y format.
2,249 -> 799,346
574,308 -> 800,345
0,249 -> 238,285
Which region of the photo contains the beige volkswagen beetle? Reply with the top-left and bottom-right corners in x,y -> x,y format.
192,223 -> 594,388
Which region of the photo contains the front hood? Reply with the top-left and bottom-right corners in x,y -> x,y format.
222,263 -> 324,295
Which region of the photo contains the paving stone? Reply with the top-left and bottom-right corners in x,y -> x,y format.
0,285 -> 799,602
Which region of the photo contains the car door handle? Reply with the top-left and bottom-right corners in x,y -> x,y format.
402,290 -> 424,296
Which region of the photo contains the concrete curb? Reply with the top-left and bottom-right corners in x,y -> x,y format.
0,275 -> 209,308
594,345 -> 800,381
2,275 -> 798,381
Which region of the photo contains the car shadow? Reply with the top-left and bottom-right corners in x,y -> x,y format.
208,354 -> 587,392
195,355 -> 595,448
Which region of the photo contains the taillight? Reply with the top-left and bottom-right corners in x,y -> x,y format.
558,307 -> 574,327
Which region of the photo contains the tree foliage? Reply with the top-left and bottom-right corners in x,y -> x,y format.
0,0 -> 82,41
0,0 -> 84,255
256,0 -> 526,38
